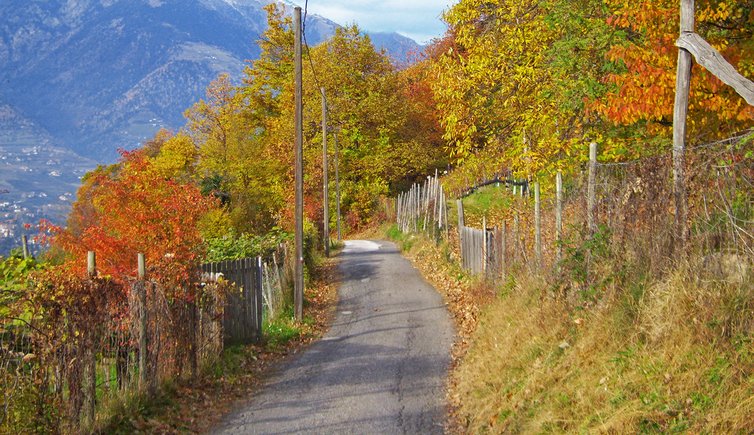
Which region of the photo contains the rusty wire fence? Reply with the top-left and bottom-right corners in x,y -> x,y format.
0,244 -> 292,432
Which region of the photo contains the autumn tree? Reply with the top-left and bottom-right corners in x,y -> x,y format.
429,0 -> 753,178
184,74 -> 287,234
296,26 -> 446,227
596,0 -> 754,144
49,149 -> 217,289
431,0 -> 585,176
186,4 -> 447,233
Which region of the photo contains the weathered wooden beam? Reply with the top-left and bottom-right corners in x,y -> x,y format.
677,32 -> 754,106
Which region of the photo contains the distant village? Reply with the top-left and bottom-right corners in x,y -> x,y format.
0,145 -> 84,256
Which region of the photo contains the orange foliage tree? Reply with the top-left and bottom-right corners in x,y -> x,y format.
44,149 -> 218,295
596,0 -> 754,143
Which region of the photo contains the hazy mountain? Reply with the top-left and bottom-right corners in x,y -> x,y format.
0,0 -> 420,160
0,0 -> 422,254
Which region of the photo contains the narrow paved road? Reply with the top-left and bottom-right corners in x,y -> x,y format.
214,240 -> 454,434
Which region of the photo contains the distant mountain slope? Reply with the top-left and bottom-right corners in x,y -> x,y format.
0,0 -> 421,161
0,0 -> 422,254
368,32 -> 423,65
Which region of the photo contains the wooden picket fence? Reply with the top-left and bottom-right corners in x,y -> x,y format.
201,257 -> 265,346
396,170 -> 449,239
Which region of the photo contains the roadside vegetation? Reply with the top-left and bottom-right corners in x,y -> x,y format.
386,0 -> 753,431
387,179 -> 753,433
97,256 -> 339,434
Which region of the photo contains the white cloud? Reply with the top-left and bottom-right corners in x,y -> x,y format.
292,0 -> 456,44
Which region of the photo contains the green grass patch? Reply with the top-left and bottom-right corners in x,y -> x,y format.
462,183 -> 512,214
263,309 -> 305,350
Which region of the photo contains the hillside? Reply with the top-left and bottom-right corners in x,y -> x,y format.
0,0 -> 422,253
0,0 -> 420,161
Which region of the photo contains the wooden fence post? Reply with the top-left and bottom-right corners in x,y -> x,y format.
85,251 -> 96,427
189,283 -> 198,379
587,142 -> 598,234
137,254 -> 148,392
403,191 -> 408,232
396,194 -> 401,225
513,214 -> 520,265
556,171 -> 563,268
87,251 -> 96,277
256,257 -> 264,342
586,142 -> 599,283
433,173 -> 439,234
21,235 -> 30,260
501,221 -> 507,279
534,182 -> 542,269
416,183 -> 421,233
398,193 -> 403,230
456,199 -> 465,230
482,216 -> 488,276
672,0 -> 694,250
443,189 -> 449,240
423,177 -> 430,232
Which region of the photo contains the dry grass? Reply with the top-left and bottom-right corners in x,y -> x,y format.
386,218 -> 753,433
451,262 -> 754,433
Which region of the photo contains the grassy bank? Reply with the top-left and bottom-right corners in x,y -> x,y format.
385,224 -> 754,433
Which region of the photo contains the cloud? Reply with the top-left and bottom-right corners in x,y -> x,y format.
293,0 -> 455,44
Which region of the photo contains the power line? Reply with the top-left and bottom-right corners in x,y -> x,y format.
302,0 -> 325,93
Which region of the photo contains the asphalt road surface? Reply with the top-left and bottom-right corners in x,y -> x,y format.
214,240 -> 455,434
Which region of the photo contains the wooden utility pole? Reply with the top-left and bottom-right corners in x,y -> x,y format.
672,0 -> 694,249
293,6 -> 304,321
335,132 -> 342,242
321,88 -> 329,257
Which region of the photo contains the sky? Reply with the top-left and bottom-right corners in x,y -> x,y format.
291,0 -> 457,45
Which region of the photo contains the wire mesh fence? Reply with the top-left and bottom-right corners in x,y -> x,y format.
395,135 -> 753,293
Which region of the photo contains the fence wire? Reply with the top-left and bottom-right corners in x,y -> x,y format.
1,244 -> 293,432
395,137 -> 753,292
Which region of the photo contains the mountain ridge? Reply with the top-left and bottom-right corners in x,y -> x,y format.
0,0 -> 423,254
